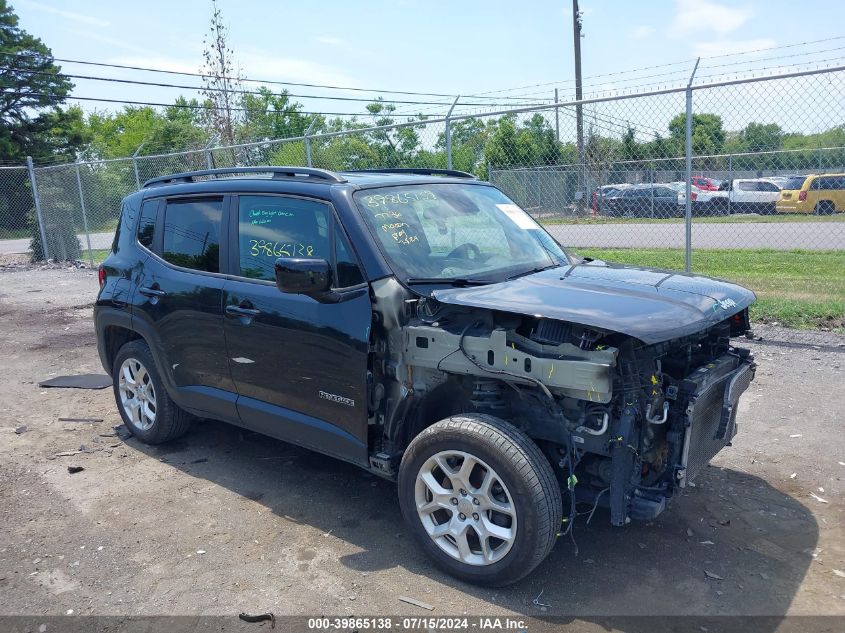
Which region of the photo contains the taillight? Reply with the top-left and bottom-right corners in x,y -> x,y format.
691,191 -> 698,201
98,265 -> 105,288
798,190 -> 807,201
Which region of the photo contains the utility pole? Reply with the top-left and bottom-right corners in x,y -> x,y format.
572,0 -> 585,210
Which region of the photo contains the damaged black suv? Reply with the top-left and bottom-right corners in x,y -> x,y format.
95,166 -> 756,586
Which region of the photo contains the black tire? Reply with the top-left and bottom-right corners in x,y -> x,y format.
398,414 -> 562,586
112,339 -> 192,444
815,201 -> 835,215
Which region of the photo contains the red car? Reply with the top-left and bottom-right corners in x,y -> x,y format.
691,176 -> 719,191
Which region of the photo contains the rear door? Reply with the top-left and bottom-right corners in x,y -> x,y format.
131,194 -> 236,420
221,193 -> 372,465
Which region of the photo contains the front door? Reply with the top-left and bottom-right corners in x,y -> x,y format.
222,194 -> 372,465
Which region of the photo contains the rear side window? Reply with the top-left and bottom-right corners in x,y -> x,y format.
137,200 -> 158,248
162,198 -> 223,273
758,181 -> 780,192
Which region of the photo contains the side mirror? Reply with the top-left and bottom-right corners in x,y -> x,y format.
274,257 -> 331,297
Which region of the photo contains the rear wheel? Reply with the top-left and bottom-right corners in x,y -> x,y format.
815,201 -> 835,215
398,414 -> 562,586
112,340 -> 192,444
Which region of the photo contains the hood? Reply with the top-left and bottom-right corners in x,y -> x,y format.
431,262 -> 756,345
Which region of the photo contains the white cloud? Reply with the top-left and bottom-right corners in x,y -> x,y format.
237,53 -> 357,88
315,36 -> 344,46
692,38 -> 777,58
631,26 -> 654,40
19,0 -> 110,27
109,56 -> 202,75
67,30 -> 148,56
670,0 -> 753,36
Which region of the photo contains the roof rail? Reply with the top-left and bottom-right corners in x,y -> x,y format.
142,166 -> 346,188
343,168 -> 478,180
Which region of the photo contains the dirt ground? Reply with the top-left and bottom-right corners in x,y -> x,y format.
0,266 -> 843,625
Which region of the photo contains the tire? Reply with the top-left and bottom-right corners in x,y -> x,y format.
398,414 -> 562,586
815,201 -> 835,215
112,339 -> 192,444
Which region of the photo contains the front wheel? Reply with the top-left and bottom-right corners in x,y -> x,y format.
398,414 -> 562,586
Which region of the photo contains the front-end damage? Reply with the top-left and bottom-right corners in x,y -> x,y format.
366,277 -> 755,528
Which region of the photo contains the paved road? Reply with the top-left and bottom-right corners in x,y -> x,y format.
544,220 -> 844,250
0,221 -> 842,254
0,231 -> 113,255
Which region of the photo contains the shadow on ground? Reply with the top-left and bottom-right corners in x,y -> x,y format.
128,418 -> 818,622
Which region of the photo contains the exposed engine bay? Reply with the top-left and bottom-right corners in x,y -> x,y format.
367,277 -> 756,528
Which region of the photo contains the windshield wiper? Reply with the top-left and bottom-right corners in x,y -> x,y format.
506,263 -> 561,281
406,277 -> 494,287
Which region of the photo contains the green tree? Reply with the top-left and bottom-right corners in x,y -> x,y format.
736,122 -> 784,152
668,112 -> 725,154
240,87 -> 310,141
0,0 -> 85,163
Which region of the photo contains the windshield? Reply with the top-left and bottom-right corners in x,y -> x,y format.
353,183 -> 568,283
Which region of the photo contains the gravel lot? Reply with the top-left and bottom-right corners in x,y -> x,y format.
0,266 -> 843,626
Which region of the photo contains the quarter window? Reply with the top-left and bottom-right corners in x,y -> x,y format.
162,198 -> 223,273
137,199 -> 158,248
335,227 -> 365,287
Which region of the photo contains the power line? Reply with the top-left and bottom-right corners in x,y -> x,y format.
0,90 -> 382,116
0,65 -> 550,108
0,50 -> 536,102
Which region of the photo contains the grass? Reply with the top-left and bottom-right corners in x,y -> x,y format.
85,247 -> 843,332
575,247 -> 845,331
541,213 -> 845,225
0,228 -> 30,240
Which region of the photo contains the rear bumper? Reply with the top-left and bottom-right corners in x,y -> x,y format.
775,201 -> 808,213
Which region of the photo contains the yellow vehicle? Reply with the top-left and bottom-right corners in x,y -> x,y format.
776,173 -> 845,214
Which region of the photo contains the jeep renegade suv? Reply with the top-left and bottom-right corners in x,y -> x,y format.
95,166 -> 756,586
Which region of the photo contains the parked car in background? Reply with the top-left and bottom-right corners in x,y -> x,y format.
591,183 -> 630,214
768,175 -> 807,189
603,184 -> 680,218
665,182 -> 722,215
775,173 -> 844,214
691,176 -> 720,191
709,178 -> 782,215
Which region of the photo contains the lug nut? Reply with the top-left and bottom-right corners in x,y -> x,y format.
472,513 -> 479,521
472,498 -> 480,505
458,513 -> 466,520
450,498 -> 458,505
460,489 -> 467,496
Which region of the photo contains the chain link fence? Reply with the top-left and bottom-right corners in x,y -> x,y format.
1,67 -> 842,347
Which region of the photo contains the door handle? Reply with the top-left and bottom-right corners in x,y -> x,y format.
225,305 -> 261,317
139,286 -> 166,298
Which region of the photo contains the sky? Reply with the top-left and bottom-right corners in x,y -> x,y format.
10,0 -> 845,136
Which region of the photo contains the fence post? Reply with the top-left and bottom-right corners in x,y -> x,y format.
303,117 -> 319,167
205,136 -> 218,169
26,156 -> 50,261
132,143 -> 144,189
727,153 -> 733,215
684,58 -> 700,273
445,95 -> 460,170
554,88 -> 560,142
74,162 -> 95,267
